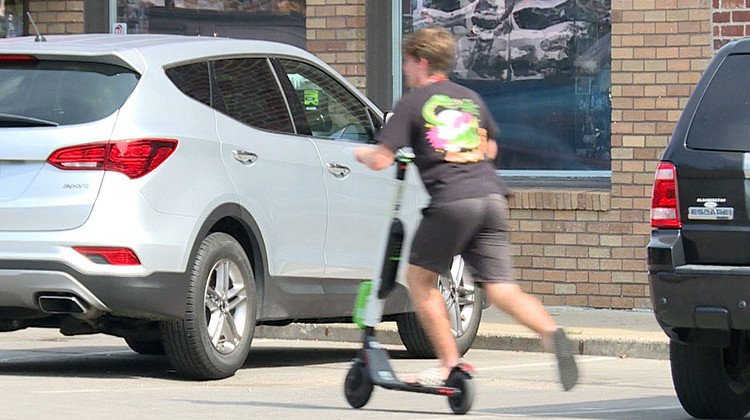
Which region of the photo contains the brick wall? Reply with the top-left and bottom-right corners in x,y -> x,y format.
713,0 -> 750,49
502,0 -> 714,310
538,0 -> 711,309
306,0 -> 367,93
27,0 -> 84,34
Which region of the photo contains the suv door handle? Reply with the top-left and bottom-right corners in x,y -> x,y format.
232,150 -> 258,165
326,162 -> 351,178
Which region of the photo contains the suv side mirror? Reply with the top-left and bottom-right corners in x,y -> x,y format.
384,111 -> 394,124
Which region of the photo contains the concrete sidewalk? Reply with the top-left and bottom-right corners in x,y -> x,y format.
256,306 -> 670,360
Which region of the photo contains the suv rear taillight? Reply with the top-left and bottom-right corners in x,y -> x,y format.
47,139 -> 177,179
651,161 -> 681,228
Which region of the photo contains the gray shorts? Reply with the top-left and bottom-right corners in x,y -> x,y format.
409,194 -> 513,283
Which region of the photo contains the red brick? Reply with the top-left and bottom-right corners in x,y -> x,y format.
723,0 -> 745,8
713,11 -> 731,23
346,17 -> 366,27
733,11 -> 750,22
543,296 -> 566,306
590,297 -> 612,308
326,17 -> 347,28
566,296 -> 589,306
715,38 -> 732,49
612,298 -> 635,309
722,25 -> 745,36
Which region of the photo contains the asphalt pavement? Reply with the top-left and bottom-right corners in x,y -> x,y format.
256,306 -> 670,361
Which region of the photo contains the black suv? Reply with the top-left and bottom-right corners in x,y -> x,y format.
648,39 -> 750,419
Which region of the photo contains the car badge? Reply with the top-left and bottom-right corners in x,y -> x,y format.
689,197 -> 733,220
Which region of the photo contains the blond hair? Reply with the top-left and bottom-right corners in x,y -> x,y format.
402,28 -> 456,75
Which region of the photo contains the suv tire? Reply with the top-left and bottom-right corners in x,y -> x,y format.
124,337 -> 165,355
161,233 -> 256,380
670,340 -> 750,419
397,263 -> 482,357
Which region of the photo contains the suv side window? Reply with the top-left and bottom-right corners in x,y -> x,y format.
211,58 -> 295,133
278,59 -> 374,143
165,62 -> 211,107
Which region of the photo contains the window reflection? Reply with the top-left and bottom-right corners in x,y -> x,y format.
409,0 -> 611,171
0,0 -> 23,38
280,59 -> 374,143
212,58 -> 295,133
116,0 -> 306,48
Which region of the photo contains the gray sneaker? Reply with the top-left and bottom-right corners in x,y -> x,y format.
553,328 -> 578,391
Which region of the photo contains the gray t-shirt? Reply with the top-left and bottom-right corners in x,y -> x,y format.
378,80 -> 507,203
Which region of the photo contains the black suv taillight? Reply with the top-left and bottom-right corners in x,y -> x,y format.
651,161 -> 681,228
47,139 -> 177,179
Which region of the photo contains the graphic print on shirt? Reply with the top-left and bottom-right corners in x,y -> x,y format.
422,94 -> 488,163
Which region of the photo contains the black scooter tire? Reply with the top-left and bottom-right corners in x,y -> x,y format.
344,360 -> 373,409
446,370 -> 475,415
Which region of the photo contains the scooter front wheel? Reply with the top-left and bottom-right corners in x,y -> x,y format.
446,370 -> 475,414
344,360 -> 373,409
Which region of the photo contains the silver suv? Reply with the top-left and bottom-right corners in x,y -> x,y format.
0,34 -> 482,379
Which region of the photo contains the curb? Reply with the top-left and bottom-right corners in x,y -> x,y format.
256,323 -> 669,360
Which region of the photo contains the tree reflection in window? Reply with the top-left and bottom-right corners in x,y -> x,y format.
411,0 -> 611,171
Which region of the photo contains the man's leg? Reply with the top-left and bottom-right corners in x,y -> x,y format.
406,263 -> 460,380
483,281 -> 578,390
482,282 -> 557,350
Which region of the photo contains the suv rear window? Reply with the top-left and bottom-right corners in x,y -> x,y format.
687,54 -> 750,152
0,60 -> 139,126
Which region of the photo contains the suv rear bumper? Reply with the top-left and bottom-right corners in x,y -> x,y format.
650,272 -> 750,331
649,229 -> 750,338
0,260 -> 187,320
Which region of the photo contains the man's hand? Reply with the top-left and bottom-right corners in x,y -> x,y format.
355,144 -> 396,171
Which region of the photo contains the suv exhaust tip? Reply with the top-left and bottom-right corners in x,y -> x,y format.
38,295 -> 89,315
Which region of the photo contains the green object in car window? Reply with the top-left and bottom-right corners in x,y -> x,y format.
304,89 -> 319,109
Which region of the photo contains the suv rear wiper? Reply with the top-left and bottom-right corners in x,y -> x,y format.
0,113 -> 58,127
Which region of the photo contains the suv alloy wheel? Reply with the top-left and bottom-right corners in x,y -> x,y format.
397,256 -> 483,357
161,233 -> 256,379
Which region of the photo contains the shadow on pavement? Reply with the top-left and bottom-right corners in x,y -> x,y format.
479,395 -> 690,420
0,342 -> 414,380
178,397 -> 458,416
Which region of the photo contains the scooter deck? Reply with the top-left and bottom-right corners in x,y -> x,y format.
362,347 -> 463,397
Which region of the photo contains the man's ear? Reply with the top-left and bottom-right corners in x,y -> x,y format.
418,57 -> 430,71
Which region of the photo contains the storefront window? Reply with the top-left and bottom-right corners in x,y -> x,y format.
0,0 -> 23,38
116,0 -> 306,48
408,0 -> 611,171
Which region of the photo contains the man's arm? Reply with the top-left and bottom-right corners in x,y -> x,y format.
487,138 -> 498,160
355,144 -> 396,171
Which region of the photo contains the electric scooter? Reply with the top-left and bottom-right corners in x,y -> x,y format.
344,150 -> 475,415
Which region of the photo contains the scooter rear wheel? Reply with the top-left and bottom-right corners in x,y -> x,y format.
446,370 -> 475,414
344,360 -> 373,409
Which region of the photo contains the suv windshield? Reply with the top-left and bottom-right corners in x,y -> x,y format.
686,54 -> 750,152
0,60 -> 140,126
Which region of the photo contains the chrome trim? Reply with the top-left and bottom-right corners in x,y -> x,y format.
326,162 -> 351,178
232,150 -> 258,165
0,270 -> 109,312
675,265 -> 750,275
